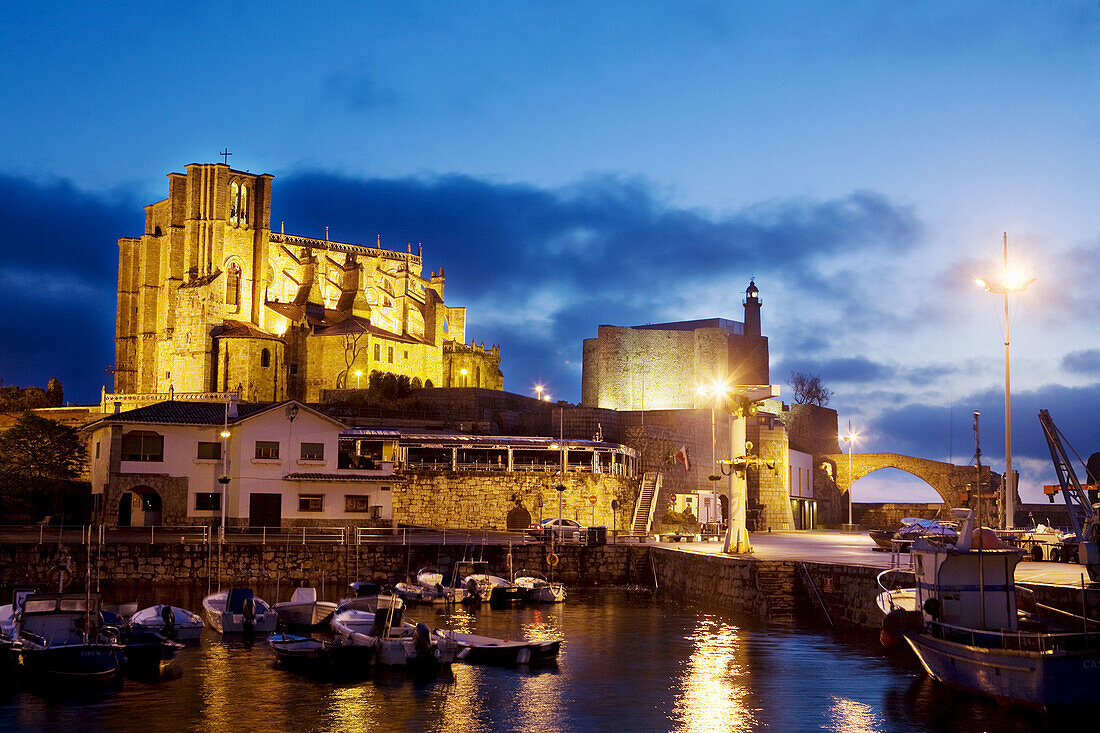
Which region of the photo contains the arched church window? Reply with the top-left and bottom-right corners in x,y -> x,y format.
229,180 -> 250,227
225,263 -> 241,307
229,182 -> 240,225
261,348 -> 271,368
239,184 -> 249,226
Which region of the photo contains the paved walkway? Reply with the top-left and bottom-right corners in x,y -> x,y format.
657,529 -> 1095,587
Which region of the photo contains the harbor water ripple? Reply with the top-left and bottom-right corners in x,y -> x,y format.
0,585 -> 1067,732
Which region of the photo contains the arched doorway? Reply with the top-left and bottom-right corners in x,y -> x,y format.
117,487 -> 163,527
506,504 -> 532,530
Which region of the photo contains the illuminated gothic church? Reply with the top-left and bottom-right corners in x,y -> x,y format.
113,163 -> 502,402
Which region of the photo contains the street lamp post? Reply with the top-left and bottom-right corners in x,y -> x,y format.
460,368 -> 468,387
535,384 -> 544,401
975,233 -> 1035,529
697,378 -> 730,530
355,369 -> 362,389
841,422 -> 858,529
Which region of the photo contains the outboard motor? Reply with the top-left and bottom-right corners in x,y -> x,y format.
160,605 -> 176,639
413,622 -> 432,659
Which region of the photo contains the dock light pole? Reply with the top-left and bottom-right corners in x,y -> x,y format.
841,423 -> 858,529
697,378 -> 730,531
975,233 -> 1035,529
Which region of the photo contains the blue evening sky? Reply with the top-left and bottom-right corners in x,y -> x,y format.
2,1 -> 1099,501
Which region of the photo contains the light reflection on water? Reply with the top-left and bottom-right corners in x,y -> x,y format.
0,586 -> 1060,732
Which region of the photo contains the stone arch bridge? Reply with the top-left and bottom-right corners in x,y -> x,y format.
819,452 -> 999,507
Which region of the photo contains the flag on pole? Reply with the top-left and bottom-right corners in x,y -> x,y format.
675,446 -> 690,473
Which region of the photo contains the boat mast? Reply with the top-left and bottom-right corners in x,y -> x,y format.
973,411 -> 986,628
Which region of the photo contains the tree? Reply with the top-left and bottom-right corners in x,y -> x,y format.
0,412 -> 88,521
789,371 -> 833,406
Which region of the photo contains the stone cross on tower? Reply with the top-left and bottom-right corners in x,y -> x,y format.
220,148 -> 232,165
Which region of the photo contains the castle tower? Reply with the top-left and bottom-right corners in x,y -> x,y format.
743,280 -> 761,339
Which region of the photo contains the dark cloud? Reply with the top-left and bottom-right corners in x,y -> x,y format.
1061,349 -> 1100,376
275,170 -> 922,396
871,382 -> 1100,472
0,174 -> 139,402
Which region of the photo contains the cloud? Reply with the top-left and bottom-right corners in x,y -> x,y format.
274,170 -> 923,395
0,174 -> 139,401
1061,349 -> 1100,376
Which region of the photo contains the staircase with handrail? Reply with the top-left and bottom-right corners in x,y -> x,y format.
631,472 -> 662,535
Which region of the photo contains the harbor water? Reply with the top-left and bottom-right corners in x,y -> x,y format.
0,585 -> 1066,732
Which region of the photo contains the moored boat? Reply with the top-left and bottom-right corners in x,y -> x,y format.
14,593 -> 121,681
331,600 -> 456,668
273,587 -> 337,628
512,569 -> 566,603
441,630 -> 562,666
129,604 -> 205,641
269,632 -> 376,677
202,589 -> 276,634
455,561 -> 524,606
877,507 -> 1100,710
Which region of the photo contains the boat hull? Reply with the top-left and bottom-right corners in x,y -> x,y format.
904,633 -> 1100,709
202,592 -> 277,634
18,644 -> 121,680
273,601 -> 337,628
450,632 -> 561,666
129,605 -> 205,641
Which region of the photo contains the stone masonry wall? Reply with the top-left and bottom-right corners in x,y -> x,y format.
0,542 -> 653,592
394,472 -> 638,531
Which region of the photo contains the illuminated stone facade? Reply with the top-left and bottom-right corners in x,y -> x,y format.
581,282 -> 769,410
114,163 -> 501,402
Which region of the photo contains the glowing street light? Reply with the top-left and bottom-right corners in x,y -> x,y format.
535,384 -> 544,401
975,233 -> 1035,529
697,377 -> 730,530
354,369 -> 363,389
460,367 -> 468,387
841,422 -> 858,528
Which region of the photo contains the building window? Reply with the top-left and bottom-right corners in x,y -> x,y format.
121,431 -> 163,462
374,344 -> 380,361
403,350 -> 408,360
225,263 -> 241,307
255,441 -> 280,459
289,363 -> 298,375
298,494 -> 324,512
345,495 -> 371,513
261,348 -> 271,368
95,442 -> 100,459
195,492 -> 221,511
229,181 -> 250,227
387,346 -> 393,363
301,442 -> 324,461
197,441 -> 222,460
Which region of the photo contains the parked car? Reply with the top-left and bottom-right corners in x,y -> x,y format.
528,518 -> 583,540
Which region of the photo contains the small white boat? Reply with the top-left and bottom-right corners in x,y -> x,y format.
513,570 -> 566,603
455,561 -> 524,606
15,593 -> 122,680
274,587 -> 337,628
202,589 -> 276,634
331,600 -> 456,667
441,630 -> 562,666
129,604 -> 205,641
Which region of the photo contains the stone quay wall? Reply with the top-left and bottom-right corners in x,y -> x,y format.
648,549 -> 1100,630
6,542 -> 1097,632
0,541 -> 653,593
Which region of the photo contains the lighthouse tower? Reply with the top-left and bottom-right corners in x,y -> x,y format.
743,280 -> 761,338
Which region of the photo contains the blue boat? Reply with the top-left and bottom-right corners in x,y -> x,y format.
14,593 -> 121,681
